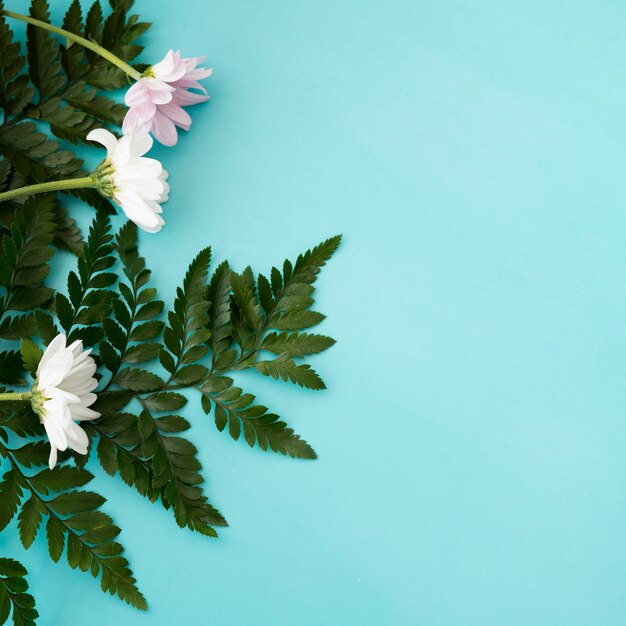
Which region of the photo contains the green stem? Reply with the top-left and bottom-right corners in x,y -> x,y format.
0,176 -> 95,203
3,10 -> 142,81
0,392 -> 31,402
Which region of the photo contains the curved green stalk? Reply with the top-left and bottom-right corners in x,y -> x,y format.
0,176 -> 95,203
3,9 -> 142,81
0,392 -> 31,401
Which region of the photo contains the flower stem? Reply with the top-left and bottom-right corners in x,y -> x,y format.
3,10 -> 142,81
0,392 -> 31,402
0,176 -> 96,203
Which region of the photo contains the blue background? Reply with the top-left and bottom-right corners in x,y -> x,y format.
2,0 -> 626,624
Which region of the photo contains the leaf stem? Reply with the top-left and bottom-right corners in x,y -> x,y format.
3,10 -> 143,81
0,392 -> 31,402
0,176 -> 95,203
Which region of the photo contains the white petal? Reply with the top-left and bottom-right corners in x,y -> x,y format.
43,417 -> 68,452
68,339 -> 84,357
86,129 -> 118,155
48,444 -> 58,470
69,404 -> 100,421
128,132 -> 153,158
37,334 -> 67,377
140,214 -> 165,233
111,134 -> 132,167
38,349 -> 73,389
116,189 -> 163,232
66,422 -> 89,451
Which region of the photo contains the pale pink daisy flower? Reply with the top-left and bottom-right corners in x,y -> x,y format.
122,50 -> 213,146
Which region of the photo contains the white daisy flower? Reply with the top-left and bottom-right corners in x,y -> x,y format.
87,128 -> 169,233
31,334 -> 100,469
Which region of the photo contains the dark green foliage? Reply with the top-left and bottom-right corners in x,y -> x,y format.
0,1 -> 341,618
19,339 -> 42,377
0,0 -> 147,257
0,7 -> 33,120
0,316 -> 36,342
84,391 -> 159,502
253,353 -> 326,390
0,352 -> 25,386
207,261 -> 232,370
52,203 -> 83,254
61,0 -> 151,90
0,468 -> 23,531
214,236 -> 341,389
55,211 -> 116,346
0,200 -> 340,615
135,401 -> 226,535
0,443 -> 147,611
0,194 -> 55,384
88,233 -> 225,534
0,404 -> 40,441
0,558 -> 38,625
160,248 -> 212,384
89,410 -> 159,503
200,376 -> 316,459
99,222 -> 164,386
261,331 -> 335,358
27,0 -> 65,101
89,235 -> 341,534
0,195 -> 55,320
0,122 -> 83,182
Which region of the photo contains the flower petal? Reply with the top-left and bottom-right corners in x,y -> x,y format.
152,49 -> 187,82
48,444 -> 57,470
152,110 -> 179,146
36,334 -> 66,377
86,128 -> 118,154
116,189 -> 164,232
128,132 -> 153,158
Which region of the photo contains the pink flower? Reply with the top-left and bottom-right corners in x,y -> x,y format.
123,50 -> 213,147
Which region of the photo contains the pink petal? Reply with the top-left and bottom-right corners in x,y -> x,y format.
147,79 -> 175,105
172,88 -> 210,106
151,110 -> 179,146
152,49 -> 187,82
158,101 -> 192,129
125,79 -> 152,106
123,106 -> 154,135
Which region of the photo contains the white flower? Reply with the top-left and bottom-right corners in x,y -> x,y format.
87,128 -> 169,233
32,334 -> 100,469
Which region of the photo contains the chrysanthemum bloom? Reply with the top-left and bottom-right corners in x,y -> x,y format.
123,49 -> 213,146
30,335 -> 100,469
87,129 -> 169,233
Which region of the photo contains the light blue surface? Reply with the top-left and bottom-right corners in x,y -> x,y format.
2,0 -> 626,624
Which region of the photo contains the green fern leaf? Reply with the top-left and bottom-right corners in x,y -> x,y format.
200,376 -> 316,459
0,558 -> 38,625
161,248 -> 212,380
261,331 -> 335,357
253,353 -> 326,389
136,401 -> 227,535
5,448 -> 147,610
0,468 -> 23,531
